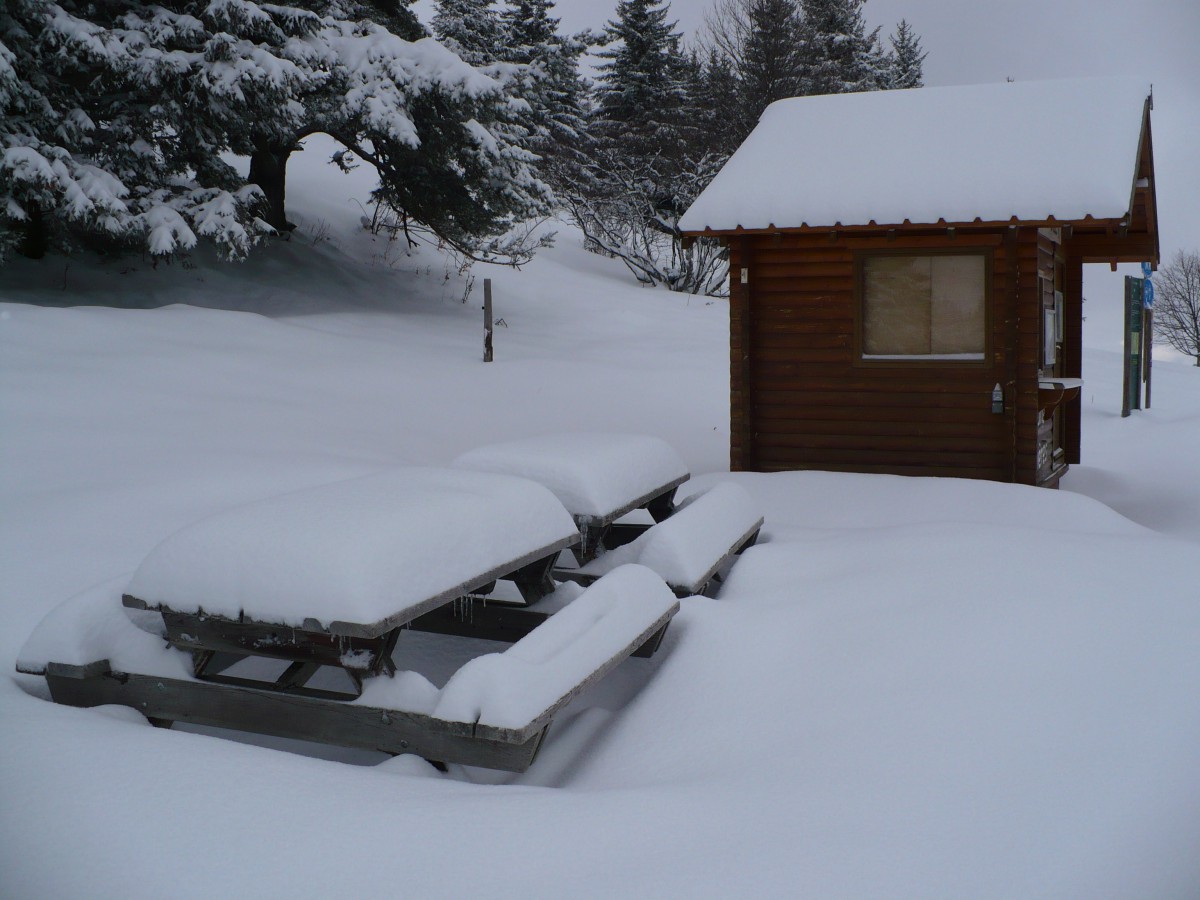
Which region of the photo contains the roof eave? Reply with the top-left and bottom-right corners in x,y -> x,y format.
680,214 -> 1131,239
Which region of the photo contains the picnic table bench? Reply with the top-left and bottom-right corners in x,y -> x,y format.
453,433 -> 691,563
18,468 -> 680,772
453,434 -> 764,597
558,482 -> 764,598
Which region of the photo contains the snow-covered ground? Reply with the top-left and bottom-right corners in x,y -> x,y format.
2,140 -> 1198,898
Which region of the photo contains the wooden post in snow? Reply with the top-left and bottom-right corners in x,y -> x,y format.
1121,277 -> 1134,417
1144,307 -> 1153,408
483,278 -> 493,363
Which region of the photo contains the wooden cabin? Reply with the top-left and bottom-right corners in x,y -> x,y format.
680,77 -> 1158,487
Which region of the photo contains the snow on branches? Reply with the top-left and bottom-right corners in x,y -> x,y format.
1,0 -> 312,259
0,0 -> 549,263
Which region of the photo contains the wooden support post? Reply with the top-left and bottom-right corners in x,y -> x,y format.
1122,277 -> 1132,418
483,278 -> 494,363
1122,276 -> 1144,415
1144,307 -> 1153,409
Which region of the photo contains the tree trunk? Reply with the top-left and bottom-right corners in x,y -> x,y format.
248,140 -> 298,233
19,201 -> 48,259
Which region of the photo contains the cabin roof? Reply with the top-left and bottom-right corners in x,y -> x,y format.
679,77 -> 1153,234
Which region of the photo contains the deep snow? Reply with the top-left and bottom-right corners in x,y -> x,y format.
2,136 -> 1198,898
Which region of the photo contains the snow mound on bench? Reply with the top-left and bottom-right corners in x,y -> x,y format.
432,565 -> 679,730
17,577 -> 189,679
125,468 -> 578,630
580,482 -> 763,592
452,433 -> 688,520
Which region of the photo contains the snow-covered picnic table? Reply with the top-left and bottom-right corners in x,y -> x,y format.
19,467 -> 682,771
454,434 -> 763,596
124,467 -> 579,635
564,482 -> 764,598
453,433 -> 690,561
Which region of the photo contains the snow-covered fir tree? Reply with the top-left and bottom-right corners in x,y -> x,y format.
1,0 -> 550,264
797,0 -> 889,95
500,0 -> 588,155
577,0 -> 929,294
887,18 -> 926,89
697,0 -> 922,149
687,48 -> 743,158
0,0 -> 314,260
558,0 -> 726,294
431,0 -> 505,67
318,17 -> 551,257
255,0 -> 550,249
496,0 -> 590,183
325,0 -> 425,40
740,0 -> 807,129
593,0 -> 688,141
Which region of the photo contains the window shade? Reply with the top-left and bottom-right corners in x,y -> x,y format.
930,255 -> 985,354
862,254 -> 985,358
863,256 -> 931,355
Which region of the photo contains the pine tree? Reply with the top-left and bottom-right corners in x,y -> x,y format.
432,0 -> 505,67
328,0 -> 425,41
1,0 -> 551,263
594,0 -> 687,139
887,19 -> 926,89
740,0 -> 806,128
501,0 -> 588,153
2,0 -> 315,260
797,0 -> 888,95
686,49 -> 742,158
245,3 -> 551,253
559,0 -> 727,294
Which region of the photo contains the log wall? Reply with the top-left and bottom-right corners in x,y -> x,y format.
730,229 -> 1067,484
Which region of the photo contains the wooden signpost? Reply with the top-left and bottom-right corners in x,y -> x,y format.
1142,261 -> 1154,409
483,278 -> 494,363
1122,276 -> 1142,417
1122,269 -> 1155,416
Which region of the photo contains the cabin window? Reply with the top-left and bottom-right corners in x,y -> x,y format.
859,253 -> 987,360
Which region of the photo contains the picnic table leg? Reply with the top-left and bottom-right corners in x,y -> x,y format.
633,622 -> 671,658
192,649 -> 245,679
645,488 -> 677,523
601,522 -> 650,549
276,660 -> 322,690
509,552 -> 559,603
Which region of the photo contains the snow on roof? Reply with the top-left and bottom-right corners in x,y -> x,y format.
679,77 -> 1151,233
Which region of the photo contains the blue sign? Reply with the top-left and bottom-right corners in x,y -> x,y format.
1141,261 -> 1153,278
1144,280 -> 1154,307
